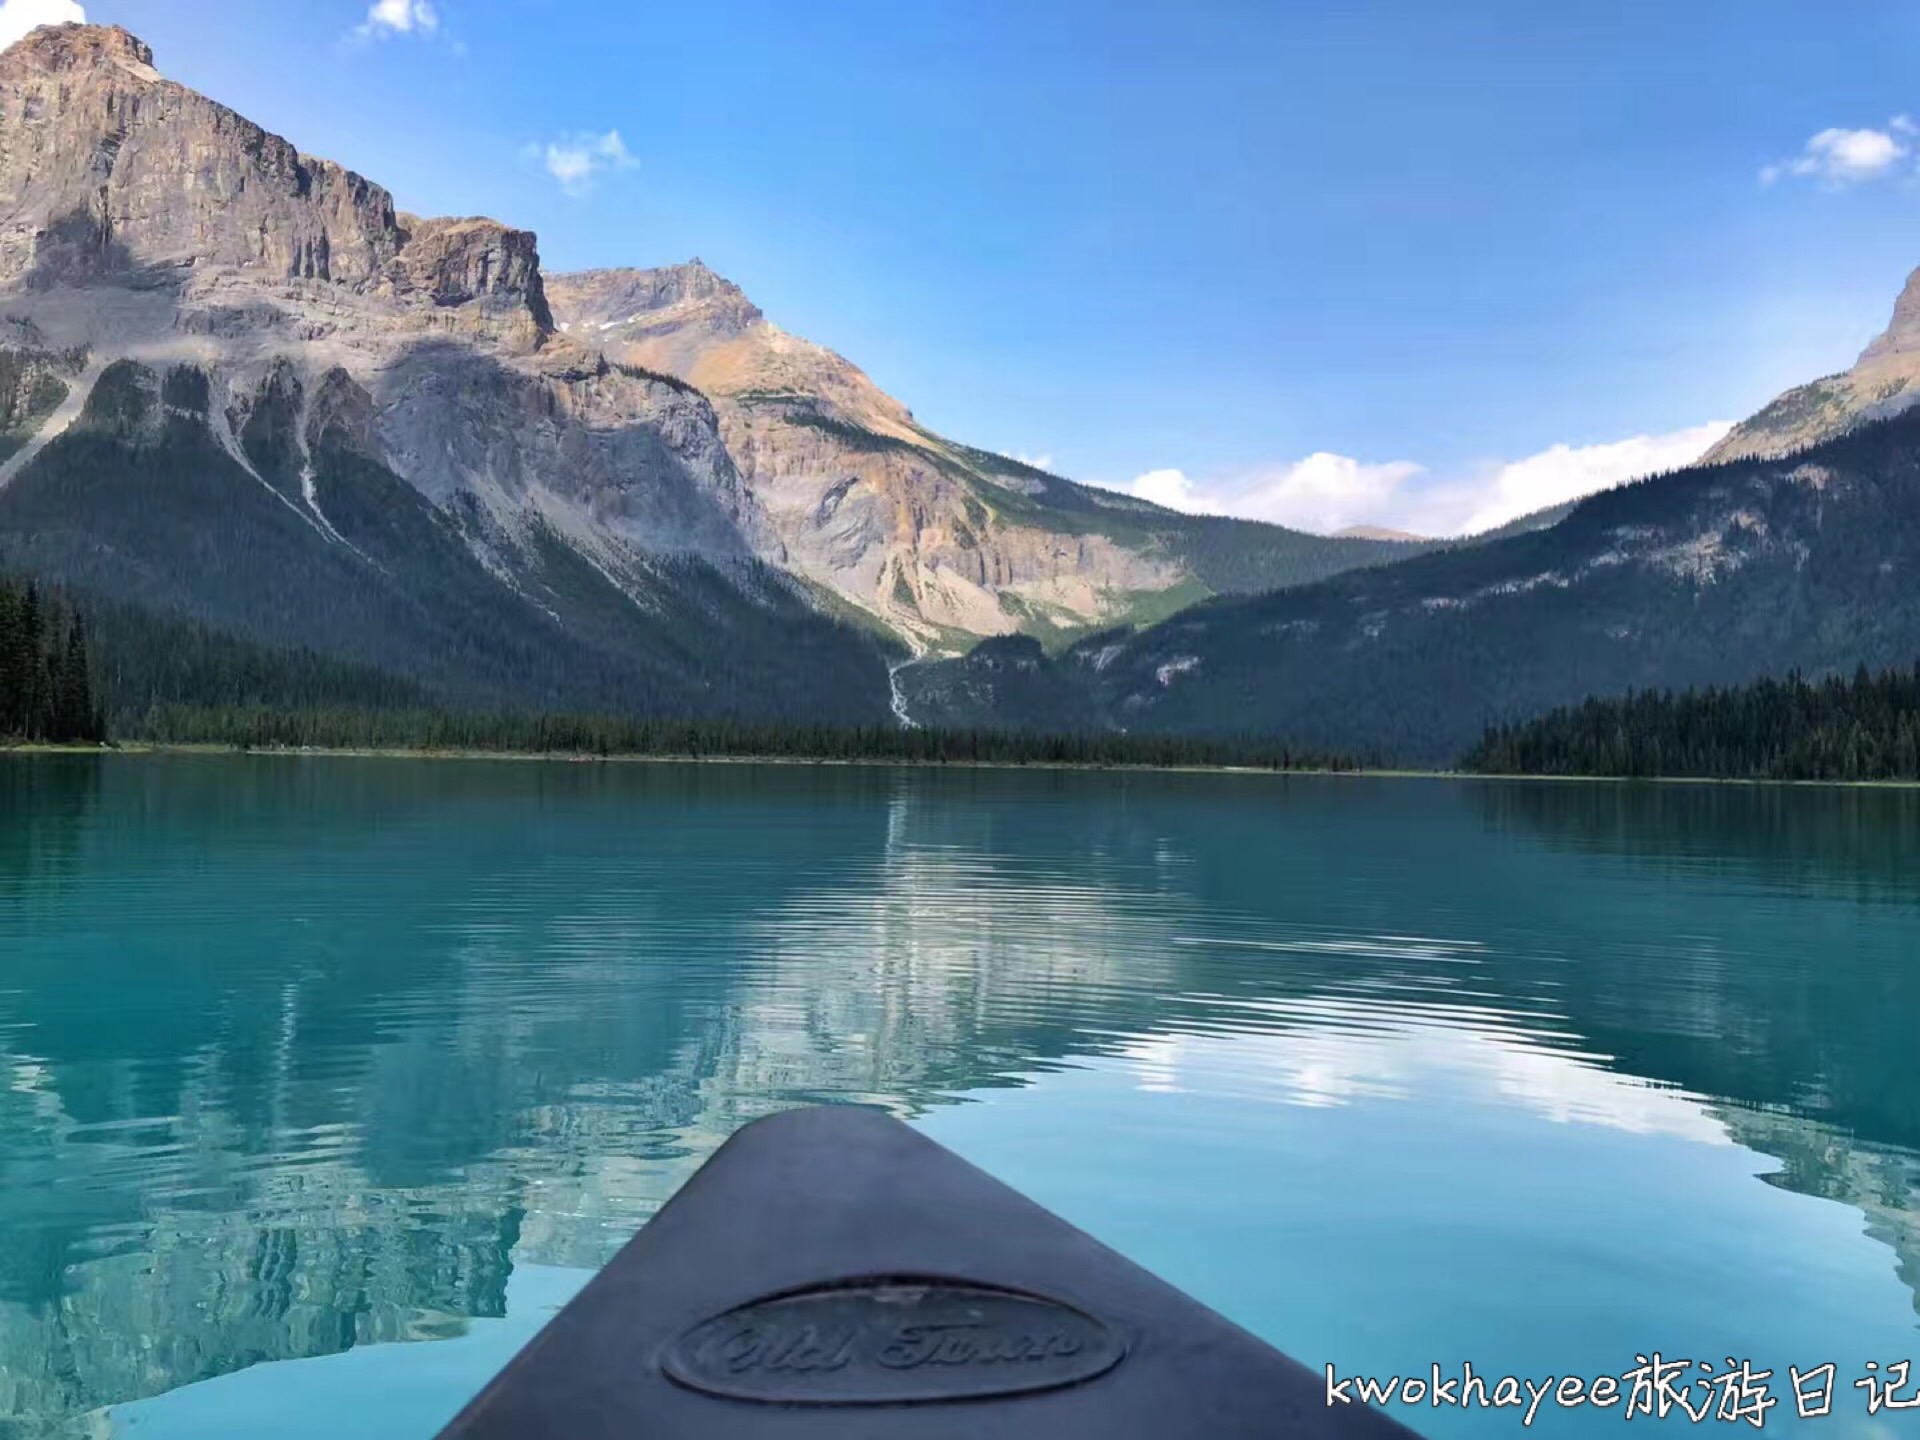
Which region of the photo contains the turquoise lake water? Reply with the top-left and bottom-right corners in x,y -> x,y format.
2,755 -> 1918,1437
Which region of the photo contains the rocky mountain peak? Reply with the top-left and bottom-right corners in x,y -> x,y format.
0,23 -> 404,290
0,24 -> 552,351
545,264 -> 764,340
1705,260 -> 1920,463
1856,265 -> 1920,364
544,262 -> 911,427
3,22 -> 157,78
665,258 -> 751,304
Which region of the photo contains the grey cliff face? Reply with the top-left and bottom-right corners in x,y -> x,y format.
545,264 -> 1190,650
0,22 -> 549,358
0,22 -> 769,595
389,215 -> 554,353
0,26 -> 401,289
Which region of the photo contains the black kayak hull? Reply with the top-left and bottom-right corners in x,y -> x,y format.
434,1104 -> 1419,1438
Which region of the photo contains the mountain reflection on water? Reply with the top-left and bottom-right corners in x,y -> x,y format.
0,757 -> 1915,1437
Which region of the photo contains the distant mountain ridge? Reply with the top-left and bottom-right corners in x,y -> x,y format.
904,261 -> 1920,757
903,401 -> 1920,761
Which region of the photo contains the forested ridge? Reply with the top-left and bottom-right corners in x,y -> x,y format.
1465,664 -> 1920,781
0,573 -> 1355,771
21,556 -> 1920,780
904,403 -> 1920,764
0,360 -> 900,729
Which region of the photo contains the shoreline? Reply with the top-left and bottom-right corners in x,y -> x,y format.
5,741 -> 1920,789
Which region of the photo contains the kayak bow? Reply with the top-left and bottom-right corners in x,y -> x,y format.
434,1105 -> 1418,1438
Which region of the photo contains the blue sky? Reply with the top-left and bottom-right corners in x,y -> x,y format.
12,0 -> 1920,533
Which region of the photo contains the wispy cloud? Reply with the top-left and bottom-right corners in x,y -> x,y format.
0,0 -> 87,51
1760,120 -> 1911,187
358,0 -> 438,37
1101,422 -> 1734,538
1011,451 -> 1055,473
524,130 -> 638,197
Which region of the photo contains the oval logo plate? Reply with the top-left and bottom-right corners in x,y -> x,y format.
662,1278 -> 1127,1405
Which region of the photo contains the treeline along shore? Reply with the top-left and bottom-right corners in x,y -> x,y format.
0,574 -> 1357,771
1465,664 -> 1920,782
9,573 -> 1920,780
114,705 -> 1360,771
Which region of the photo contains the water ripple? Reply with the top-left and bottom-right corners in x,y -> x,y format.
0,759 -> 1915,1437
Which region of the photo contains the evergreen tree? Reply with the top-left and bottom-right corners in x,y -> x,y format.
56,616 -> 95,742
0,581 -> 23,735
1463,663 -> 1920,782
18,581 -> 43,738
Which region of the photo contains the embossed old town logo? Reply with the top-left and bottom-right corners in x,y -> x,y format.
661,1278 -> 1127,1405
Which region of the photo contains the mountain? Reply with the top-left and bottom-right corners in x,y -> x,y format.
543,266 -> 1431,651
0,23 -> 899,724
902,402 -> 1920,762
1706,265 -> 1920,463
0,20 -> 1429,736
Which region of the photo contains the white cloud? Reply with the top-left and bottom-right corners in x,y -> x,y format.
1761,122 -> 1910,187
525,130 -> 638,197
1239,453 -> 1424,534
357,0 -> 438,38
1449,422 -> 1733,535
1011,451 -> 1055,473
1125,468 -> 1225,515
0,0 -> 86,50
1105,421 -> 1733,538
